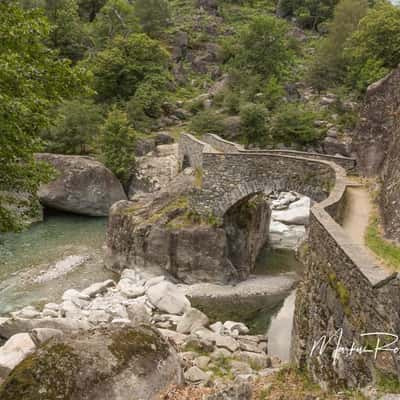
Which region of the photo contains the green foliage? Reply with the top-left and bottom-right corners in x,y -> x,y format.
228,15 -> 293,82
98,108 -> 136,187
269,103 -> 323,146
127,80 -> 166,130
307,0 -> 368,90
366,214 -> 400,270
0,1 -> 86,232
134,0 -> 170,38
278,0 -> 339,30
190,109 -> 225,135
42,99 -> 103,154
77,0 -> 106,21
44,0 -> 89,61
344,2 -> 400,91
91,33 -> 170,102
89,0 -> 139,48
239,103 -> 268,145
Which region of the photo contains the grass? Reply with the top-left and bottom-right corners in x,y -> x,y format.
365,213 -> 400,270
253,366 -> 368,400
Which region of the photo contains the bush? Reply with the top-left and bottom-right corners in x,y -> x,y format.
269,103 -> 323,146
190,110 -> 225,136
127,81 -> 166,130
98,108 -> 136,187
240,103 -> 268,145
223,90 -> 241,115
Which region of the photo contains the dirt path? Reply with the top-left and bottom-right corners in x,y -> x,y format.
342,186 -> 373,245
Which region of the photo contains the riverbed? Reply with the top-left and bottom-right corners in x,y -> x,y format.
0,210 -> 115,315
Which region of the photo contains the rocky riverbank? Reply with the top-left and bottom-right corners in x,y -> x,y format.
0,269 -> 283,399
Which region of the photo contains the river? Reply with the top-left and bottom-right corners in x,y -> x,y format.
0,210 -> 115,315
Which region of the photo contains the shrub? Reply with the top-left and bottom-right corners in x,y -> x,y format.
134,0 -> 170,38
269,103 -> 323,146
190,110 -> 225,135
239,103 -> 268,145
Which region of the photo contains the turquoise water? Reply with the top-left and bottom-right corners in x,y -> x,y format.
0,211 -> 115,315
193,248 -> 304,361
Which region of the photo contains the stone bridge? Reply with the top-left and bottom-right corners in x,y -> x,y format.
179,132 -> 400,388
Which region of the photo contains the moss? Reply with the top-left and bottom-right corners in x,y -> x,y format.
194,167 -> 203,188
327,270 -> 351,316
148,196 -> 189,224
376,370 -> 400,393
108,326 -> 170,374
0,343 -> 80,400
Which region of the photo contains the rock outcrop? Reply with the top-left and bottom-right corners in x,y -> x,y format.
36,153 -> 127,216
354,66 -> 400,240
0,326 -> 183,400
106,172 -> 270,283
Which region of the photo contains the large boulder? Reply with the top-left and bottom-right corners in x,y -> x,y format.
0,326 -> 182,400
36,153 -> 127,216
106,173 -> 270,284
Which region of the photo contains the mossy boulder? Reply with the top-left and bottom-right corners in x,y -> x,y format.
0,325 -> 182,400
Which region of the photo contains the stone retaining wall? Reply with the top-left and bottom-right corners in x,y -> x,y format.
180,133 -> 400,388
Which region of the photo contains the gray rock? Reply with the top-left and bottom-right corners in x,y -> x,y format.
230,360 -> 253,375
205,378 -> 252,400
0,333 -> 36,379
234,351 -> 271,370
176,308 -> 209,334
117,279 -> 146,298
126,303 -> 151,326
81,279 -> 116,298
210,321 -> 225,335
195,355 -> 211,370
88,309 -> 112,324
30,328 -> 64,345
0,326 -> 183,400
184,366 -> 211,384
36,153 -> 127,216
211,348 -> 232,360
159,329 -> 188,346
147,282 -> 191,315
223,321 -> 249,335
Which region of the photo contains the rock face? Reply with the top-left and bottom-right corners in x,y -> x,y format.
106,173 -> 270,283
0,326 -> 182,400
36,153 -> 127,216
353,67 -> 400,240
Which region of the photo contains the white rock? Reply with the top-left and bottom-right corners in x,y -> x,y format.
117,279 -> 146,298
0,333 -> 36,378
43,303 -> 60,311
211,348 -> 231,360
234,351 -> 271,370
81,279 -> 115,298
210,321 -> 225,335
126,303 -> 150,325
272,206 -> 310,226
223,321 -> 249,335
230,360 -> 253,375
158,329 -> 188,346
120,269 -> 139,282
146,281 -> 190,315
176,308 -> 209,334
111,318 -> 132,326
214,335 -> 239,352
11,306 -> 40,319
195,356 -> 211,370
144,276 -> 165,290
289,196 -> 310,210
88,310 -> 112,324
42,309 -> 59,318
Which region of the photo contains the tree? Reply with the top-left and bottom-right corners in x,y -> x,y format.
90,0 -> 139,48
98,108 -> 136,188
228,16 -> 294,82
134,0 -> 170,38
345,1 -> 400,91
307,0 -> 368,90
0,2 -> 86,231
77,0 -> 106,21
91,33 -> 170,102
42,99 -> 103,154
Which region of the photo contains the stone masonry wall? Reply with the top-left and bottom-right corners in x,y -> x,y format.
180,133 -> 400,388
192,152 -> 335,217
201,133 -> 357,173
